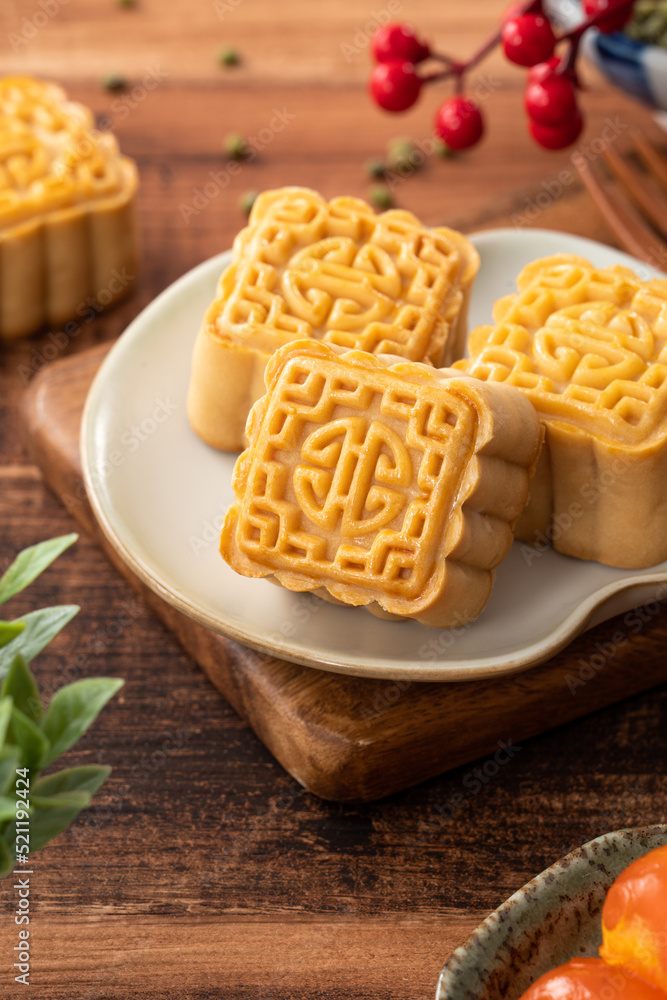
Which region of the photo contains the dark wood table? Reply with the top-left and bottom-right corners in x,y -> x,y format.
1,2 -> 666,996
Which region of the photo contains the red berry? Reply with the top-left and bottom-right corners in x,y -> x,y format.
372,22 -> 430,64
525,74 -> 578,126
583,0 -> 633,34
528,110 -> 584,149
528,56 -> 561,83
369,61 -> 422,113
434,96 -> 484,151
502,14 -> 557,67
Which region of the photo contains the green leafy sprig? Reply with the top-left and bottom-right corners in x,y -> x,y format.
0,535 -> 123,877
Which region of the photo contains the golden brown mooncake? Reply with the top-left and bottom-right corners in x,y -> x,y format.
0,76 -> 139,341
187,186 -> 480,452
457,253 -> 667,569
220,340 -> 542,628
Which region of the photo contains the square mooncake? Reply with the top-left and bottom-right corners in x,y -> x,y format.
221,340 -> 542,627
458,253 -> 667,568
187,186 -> 479,451
0,76 -> 139,340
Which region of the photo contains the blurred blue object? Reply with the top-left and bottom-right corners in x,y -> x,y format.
550,0 -> 667,112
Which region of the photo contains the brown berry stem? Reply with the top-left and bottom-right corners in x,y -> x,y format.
420,0 -> 546,90
418,0 -> 636,99
562,0 -> 635,41
562,35 -> 582,77
429,52 -> 456,67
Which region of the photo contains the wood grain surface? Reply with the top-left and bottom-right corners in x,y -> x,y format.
1,1 -> 666,997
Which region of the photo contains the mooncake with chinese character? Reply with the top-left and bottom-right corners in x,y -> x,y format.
220,339 -> 542,627
0,76 -> 139,340
458,253 -> 667,568
187,186 -> 479,452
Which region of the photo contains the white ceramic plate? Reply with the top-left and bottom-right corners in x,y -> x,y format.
81,228 -> 667,682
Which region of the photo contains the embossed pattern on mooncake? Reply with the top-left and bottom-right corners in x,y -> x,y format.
187,186 -> 479,451
0,76 -> 138,340
221,190 -> 472,360
459,254 -> 667,568
0,77 -> 127,225
221,340 -> 542,627
234,356 -> 475,597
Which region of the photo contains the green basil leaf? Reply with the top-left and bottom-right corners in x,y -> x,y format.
0,622 -> 25,649
0,834 -> 13,879
30,791 -> 89,810
0,698 -> 13,749
0,746 -> 21,796
40,677 -> 123,767
0,534 -> 78,605
8,706 -> 50,772
0,605 -> 79,679
0,795 -> 18,822
33,765 -> 111,799
1,655 -> 42,724
19,791 -> 90,852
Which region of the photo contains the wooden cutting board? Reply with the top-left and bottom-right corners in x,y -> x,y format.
21,341 -> 667,803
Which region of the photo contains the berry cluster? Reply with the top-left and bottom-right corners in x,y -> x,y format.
368,0 -> 636,151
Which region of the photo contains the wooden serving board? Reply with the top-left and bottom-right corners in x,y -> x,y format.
21,344 -> 667,803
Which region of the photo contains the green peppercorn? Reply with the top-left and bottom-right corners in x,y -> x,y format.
224,133 -> 248,160
239,190 -> 258,216
365,158 -> 388,180
387,136 -> 416,170
435,139 -> 456,159
644,12 -> 667,38
625,0 -> 667,46
634,0 -> 655,18
369,185 -> 394,210
102,74 -> 128,93
218,48 -> 241,67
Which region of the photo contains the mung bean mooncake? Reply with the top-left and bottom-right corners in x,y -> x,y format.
187,186 -> 480,452
220,339 -> 542,628
0,76 -> 139,340
458,253 -> 667,569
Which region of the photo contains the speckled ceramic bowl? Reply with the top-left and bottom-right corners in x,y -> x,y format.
437,825 -> 667,1000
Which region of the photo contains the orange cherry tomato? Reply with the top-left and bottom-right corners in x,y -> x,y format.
600,844 -> 667,994
518,957 -> 667,1000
